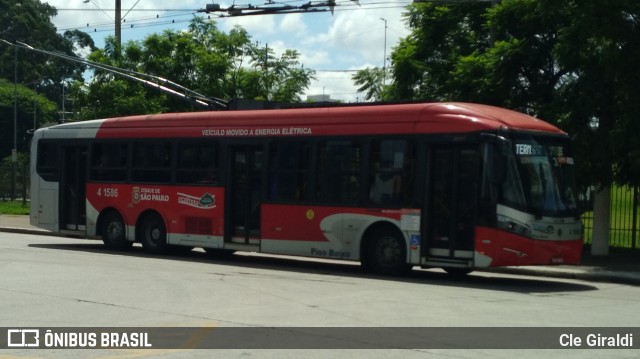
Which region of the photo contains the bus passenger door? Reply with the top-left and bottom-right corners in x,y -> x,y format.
226,145 -> 264,245
425,144 -> 479,262
60,145 -> 88,232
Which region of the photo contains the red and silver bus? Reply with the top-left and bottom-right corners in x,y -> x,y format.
30,102 -> 583,275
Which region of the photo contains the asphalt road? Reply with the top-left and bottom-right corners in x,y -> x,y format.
1,232 -> 639,358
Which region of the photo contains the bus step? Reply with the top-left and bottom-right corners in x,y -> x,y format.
224,243 -> 260,252
60,229 -> 87,238
422,257 -> 472,268
65,224 -> 86,231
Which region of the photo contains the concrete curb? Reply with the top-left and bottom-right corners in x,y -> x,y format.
0,226 -> 60,237
479,267 -> 640,286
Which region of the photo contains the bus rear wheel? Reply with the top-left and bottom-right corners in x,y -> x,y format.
101,211 -> 132,250
364,227 -> 411,276
139,213 -> 168,254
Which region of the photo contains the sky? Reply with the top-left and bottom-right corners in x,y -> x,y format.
43,0 -> 413,103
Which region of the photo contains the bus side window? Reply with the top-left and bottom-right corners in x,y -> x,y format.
369,139 -> 413,206
268,141 -> 310,201
90,142 -> 128,182
317,140 -> 361,203
132,142 -> 172,183
176,141 -> 219,185
36,141 -> 59,182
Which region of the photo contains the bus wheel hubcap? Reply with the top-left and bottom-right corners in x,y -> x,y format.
108,223 -> 123,240
150,228 -> 161,242
379,237 -> 399,265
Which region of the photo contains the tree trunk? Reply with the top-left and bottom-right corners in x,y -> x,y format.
591,185 -> 611,256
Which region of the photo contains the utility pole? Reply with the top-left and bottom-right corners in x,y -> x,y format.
83,0 -> 122,54
115,0 -> 122,56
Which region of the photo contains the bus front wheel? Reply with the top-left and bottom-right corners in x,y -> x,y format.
101,211 -> 132,250
139,213 -> 168,254
364,228 -> 411,276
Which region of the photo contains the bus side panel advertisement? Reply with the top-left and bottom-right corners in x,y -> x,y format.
86,183 -> 225,238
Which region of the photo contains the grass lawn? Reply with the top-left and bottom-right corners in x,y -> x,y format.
0,201 -> 30,215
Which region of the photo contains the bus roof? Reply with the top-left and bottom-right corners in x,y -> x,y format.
48,102 -> 566,139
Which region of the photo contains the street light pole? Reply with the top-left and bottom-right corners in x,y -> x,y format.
380,18 -> 387,86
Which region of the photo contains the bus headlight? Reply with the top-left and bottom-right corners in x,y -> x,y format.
497,215 -> 531,237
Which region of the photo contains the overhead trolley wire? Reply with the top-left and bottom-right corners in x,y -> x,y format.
54,0 -> 412,34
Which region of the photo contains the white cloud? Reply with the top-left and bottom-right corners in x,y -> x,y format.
280,13 -> 307,36
221,15 -> 277,37
300,50 -> 332,67
307,71 -> 365,103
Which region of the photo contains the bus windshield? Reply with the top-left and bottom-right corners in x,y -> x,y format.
504,135 -> 578,217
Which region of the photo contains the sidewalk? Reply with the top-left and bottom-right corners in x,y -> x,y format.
1,214 -> 639,285
0,214 -> 53,236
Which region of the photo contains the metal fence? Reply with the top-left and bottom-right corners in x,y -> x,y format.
0,160 -> 30,202
582,185 -> 639,249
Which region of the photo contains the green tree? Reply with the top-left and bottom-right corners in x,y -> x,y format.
388,0 -> 640,254
0,78 -> 58,152
0,1 -> 94,95
73,18 -> 315,118
388,2 -> 492,101
0,0 -> 92,158
352,67 -> 388,102
552,0 -> 640,255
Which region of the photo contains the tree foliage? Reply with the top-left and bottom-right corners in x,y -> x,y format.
0,79 -> 58,153
383,0 -> 640,188
72,18 -> 315,119
0,1 -> 95,93
0,0 -> 93,158
352,67 -> 387,102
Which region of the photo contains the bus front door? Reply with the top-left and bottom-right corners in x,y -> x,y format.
226,146 -> 264,245
425,145 -> 478,263
60,145 -> 88,232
